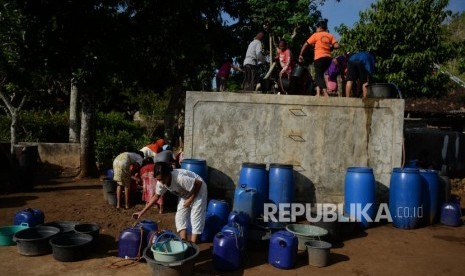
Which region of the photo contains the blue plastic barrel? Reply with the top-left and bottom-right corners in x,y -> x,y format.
213,232 -> 242,271
420,169 -> 439,225
208,199 -> 230,224
268,230 -> 298,269
233,185 -> 257,219
344,167 -> 376,228
181,159 -> 208,184
200,212 -> 216,242
206,199 -> 230,239
268,163 -> 294,205
238,163 -> 268,218
118,227 -> 146,259
389,168 -> 423,229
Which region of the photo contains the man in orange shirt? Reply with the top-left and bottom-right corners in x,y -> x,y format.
298,19 -> 339,97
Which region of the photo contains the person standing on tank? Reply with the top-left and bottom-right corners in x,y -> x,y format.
298,19 -> 339,97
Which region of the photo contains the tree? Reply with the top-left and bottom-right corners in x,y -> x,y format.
442,11 -> 465,81
0,1 -> 49,155
336,0 -> 455,97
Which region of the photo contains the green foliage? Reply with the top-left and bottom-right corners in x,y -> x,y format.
336,0 -> 457,97
94,112 -> 147,170
246,0 -> 326,55
442,12 -> 465,80
136,91 -> 169,139
0,111 -> 69,143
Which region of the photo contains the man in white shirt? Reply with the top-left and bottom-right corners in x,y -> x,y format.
242,32 -> 265,92
133,162 -> 208,243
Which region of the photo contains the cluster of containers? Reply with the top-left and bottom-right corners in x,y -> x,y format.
116,159 -> 463,274
0,208 -> 100,262
344,166 -> 462,229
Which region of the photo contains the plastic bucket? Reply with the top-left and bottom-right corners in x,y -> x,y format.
107,192 -> 117,206
305,240 -> 332,267
143,242 -> 199,276
181,159 -> 208,184
103,179 -> 116,201
285,224 -> 328,251
344,167 -> 376,228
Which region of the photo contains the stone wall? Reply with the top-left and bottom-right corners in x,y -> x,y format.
184,92 -> 405,204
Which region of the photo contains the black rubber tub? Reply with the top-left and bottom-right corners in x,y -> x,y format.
74,223 -> 100,240
13,226 -> 60,256
42,221 -> 80,234
49,233 -> 93,262
367,83 -> 402,99
143,242 -> 199,276
74,223 -> 100,247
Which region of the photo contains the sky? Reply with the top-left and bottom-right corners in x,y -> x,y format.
320,0 -> 465,39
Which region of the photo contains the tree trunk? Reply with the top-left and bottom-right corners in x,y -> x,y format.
0,89 -> 25,155
69,78 -> 80,143
78,93 -> 97,178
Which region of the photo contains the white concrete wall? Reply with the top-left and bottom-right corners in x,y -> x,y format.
184,92 -> 404,204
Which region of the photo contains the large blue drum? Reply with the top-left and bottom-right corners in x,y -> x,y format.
268,163 -> 294,205
181,159 -> 208,184
389,168 -> 423,229
420,169 -> 439,225
238,163 -> 268,217
344,167 -> 376,228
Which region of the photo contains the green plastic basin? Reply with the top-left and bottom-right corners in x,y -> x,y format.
0,224 -> 29,246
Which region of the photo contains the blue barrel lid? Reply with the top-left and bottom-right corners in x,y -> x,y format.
269,163 -> 293,169
392,167 -> 420,173
347,166 -> 373,173
182,158 -> 206,164
242,162 -> 266,168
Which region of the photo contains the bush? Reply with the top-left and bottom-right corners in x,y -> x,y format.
0,111 -> 69,143
94,112 -> 148,170
0,111 -> 151,172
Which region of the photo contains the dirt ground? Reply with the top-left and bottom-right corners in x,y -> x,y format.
1,177 -> 465,276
